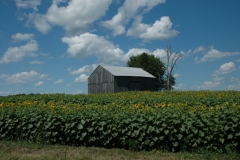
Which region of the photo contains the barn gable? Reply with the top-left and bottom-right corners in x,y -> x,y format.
88,65 -> 156,94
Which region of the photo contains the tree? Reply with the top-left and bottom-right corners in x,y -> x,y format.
127,53 -> 166,90
165,45 -> 182,90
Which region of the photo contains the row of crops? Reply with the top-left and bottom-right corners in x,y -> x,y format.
0,91 -> 240,152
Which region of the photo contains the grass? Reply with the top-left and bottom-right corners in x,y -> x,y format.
0,141 -> 240,160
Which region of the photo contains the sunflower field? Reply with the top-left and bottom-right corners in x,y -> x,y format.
0,91 -> 240,152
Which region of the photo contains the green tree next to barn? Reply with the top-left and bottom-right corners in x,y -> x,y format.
127,48 -> 180,90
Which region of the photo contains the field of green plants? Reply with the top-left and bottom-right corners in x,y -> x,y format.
0,91 -> 240,152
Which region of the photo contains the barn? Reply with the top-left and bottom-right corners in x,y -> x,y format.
88,65 -> 157,94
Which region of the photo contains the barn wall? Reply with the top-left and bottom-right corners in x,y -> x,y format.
88,66 -> 114,94
114,76 -> 156,93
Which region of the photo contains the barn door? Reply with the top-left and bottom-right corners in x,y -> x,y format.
129,81 -> 140,91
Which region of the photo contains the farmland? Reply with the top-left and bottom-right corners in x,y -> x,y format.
0,91 -> 240,153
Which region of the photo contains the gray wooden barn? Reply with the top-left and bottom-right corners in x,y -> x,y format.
88,65 -> 156,94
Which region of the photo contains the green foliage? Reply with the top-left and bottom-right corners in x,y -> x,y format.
0,91 -> 240,153
127,52 -> 167,90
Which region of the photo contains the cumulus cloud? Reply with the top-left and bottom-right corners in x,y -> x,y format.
34,81 -> 44,86
62,33 -> 125,64
173,73 -> 181,78
0,74 -> 9,79
152,48 -> 167,60
11,33 -> 34,41
127,16 -> 179,40
27,0 -> 111,35
230,77 -> 240,83
200,81 -> 221,89
15,0 -> 41,11
173,83 -> 184,90
62,32 -> 172,65
213,62 -> 236,76
27,13 -> 51,34
195,48 -> 240,63
101,0 -> 165,36
193,46 -> 205,54
68,64 -> 97,75
0,40 -> 38,64
124,48 -> 151,59
75,74 -> 88,83
195,75 -> 223,90
54,79 -> 63,84
29,60 -> 44,64
4,70 -> 47,85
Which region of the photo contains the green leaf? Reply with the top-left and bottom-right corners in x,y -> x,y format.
82,132 -> 87,138
180,125 -> 185,132
219,138 -> 224,144
159,136 -> 164,140
81,119 -> 86,125
145,140 -> 150,145
227,134 -> 233,139
52,132 -> 58,136
224,126 -> 229,131
77,124 -> 83,130
176,134 -> 183,140
149,141 -> 154,146
172,141 -> 179,147
236,132 -> 240,137
164,130 -> 169,135
199,131 -> 204,137
153,137 -> 158,142
28,124 -> 33,129
192,129 -> 198,134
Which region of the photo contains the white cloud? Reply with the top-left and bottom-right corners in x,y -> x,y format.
15,0 -> 41,11
62,33 -> 125,64
236,59 -> 240,62
230,77 -> 240,83
193,46 -> 205,54
196,48 -> 240,63
0,90 -> 13,96
62,33 -> 171,65
4,70 -> 47,85
195,75 -> 223,90
227,84 -> 240,90
152,48 -> 166,60
124,48 -> 151,60
11,33 -> 34,41
28,0 -> 111,35
29,60 -> 44,64
68,64 -> 97,75
0,74 -> 9,79
213,62 -> 236,76
127,16 -> 179,40
173,73 -> 181,78
27,13 -> 52,34
101,0 -> 166,36
75,74 -> 88,83
0,40 -> 38,64
200,81 -> 221,89
173,83 -> 184,90
54,79 -> 63,84
35,81 -> 44,86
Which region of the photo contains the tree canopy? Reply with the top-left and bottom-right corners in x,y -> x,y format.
127,52 -> 175,90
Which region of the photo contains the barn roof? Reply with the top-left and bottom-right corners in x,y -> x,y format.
101,65 -> 155,78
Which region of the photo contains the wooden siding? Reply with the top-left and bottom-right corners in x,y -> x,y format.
88,65 -> 114,94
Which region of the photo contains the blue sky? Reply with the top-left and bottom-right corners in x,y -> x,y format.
0,0 -> 240,95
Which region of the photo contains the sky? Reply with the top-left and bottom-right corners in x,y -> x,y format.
0,0 -> 240,95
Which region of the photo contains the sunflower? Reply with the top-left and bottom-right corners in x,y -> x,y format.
161,102 -> 165,107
